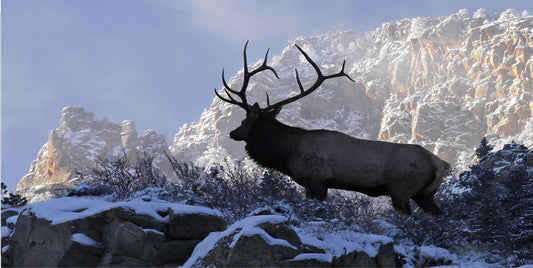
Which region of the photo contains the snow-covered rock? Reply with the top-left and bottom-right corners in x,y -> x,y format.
1,197 -> 225,267
183,214 -> 397,267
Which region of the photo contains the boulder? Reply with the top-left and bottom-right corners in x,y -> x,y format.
186,215 -> 398,267
332,250 -> 377,267
189,215 -> 309,267
4,197 -> 226,267
227,233 -> 300,266
1,210 -> 19,227
9,215 -> 73,267
168,210 -> 227,240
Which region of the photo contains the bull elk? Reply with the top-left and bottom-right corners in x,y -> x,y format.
215,41 -> 451,215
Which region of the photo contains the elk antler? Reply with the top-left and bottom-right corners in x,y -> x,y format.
263,44 -> 354,113
214,41 -> 280,112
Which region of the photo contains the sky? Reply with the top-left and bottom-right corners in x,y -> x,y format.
2,0 -> 533,192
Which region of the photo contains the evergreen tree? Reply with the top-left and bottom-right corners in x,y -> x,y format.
475,137 -> 493,161
1,182 -> 28,208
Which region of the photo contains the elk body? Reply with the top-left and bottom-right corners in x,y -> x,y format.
216,42 -> 451,215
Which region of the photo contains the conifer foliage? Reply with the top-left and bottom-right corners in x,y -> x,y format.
1,182 -> 27,208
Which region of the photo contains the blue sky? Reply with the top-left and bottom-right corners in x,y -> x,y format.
2,0 -> 532,192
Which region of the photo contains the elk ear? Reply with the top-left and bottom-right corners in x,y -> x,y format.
251,103 -> 261,112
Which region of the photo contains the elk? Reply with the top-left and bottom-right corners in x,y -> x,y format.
215,42 -> 451,215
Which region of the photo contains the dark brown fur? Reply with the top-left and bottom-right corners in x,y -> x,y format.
230,108 -> 450,215
217,42 -> 451,215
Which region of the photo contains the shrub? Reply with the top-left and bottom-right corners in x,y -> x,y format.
70,148 -> 167,200
1,182 -> 28,208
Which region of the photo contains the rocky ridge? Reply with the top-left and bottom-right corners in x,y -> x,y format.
1,197 -> 226,267
171,8 -> 533,169
16,107 -> 177,203
2,197 -> 452,267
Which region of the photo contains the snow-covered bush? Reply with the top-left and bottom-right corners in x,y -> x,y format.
65,182 -> 115,197
163,158 -> 380,225
1,182 -> 27,208
67,149 -> 167,200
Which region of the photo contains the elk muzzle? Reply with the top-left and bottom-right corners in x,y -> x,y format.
229,128 -> 245,141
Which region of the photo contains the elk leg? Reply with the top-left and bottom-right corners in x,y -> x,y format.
391,195 -> 412,215
412,192 -> 442,216
305,181 -> 328,201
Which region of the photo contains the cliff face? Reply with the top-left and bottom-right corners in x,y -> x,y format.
17,107 -> 176,203
171,9 -> 533,168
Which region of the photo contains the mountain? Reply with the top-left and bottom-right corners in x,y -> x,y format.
16,107 -> 177,203
171,8 -> 533,170
17,9 -> 533,201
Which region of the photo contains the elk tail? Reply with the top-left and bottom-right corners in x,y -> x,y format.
422,157 -> 450,196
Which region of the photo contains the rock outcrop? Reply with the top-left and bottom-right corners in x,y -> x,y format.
17,107 -> 176,203
1,197 -> 226,267
171,9 -> 533,170
2,197 -> 462,267
184,214 -> 398,267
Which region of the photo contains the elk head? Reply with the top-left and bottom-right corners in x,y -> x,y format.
215,41 -> 354,143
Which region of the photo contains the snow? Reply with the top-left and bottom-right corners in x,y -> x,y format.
71,233 -> 102,247
143,228 -> 165,235
395,244 -> 457,268
417,245 -> 454,260
182,215 -> 289,267
6,215 -> 18,226
21,196 -> 218,225
295,225 -> 393,258
229,226 -> 297,249
290,253 -> 332,262
1,226 -> 12,238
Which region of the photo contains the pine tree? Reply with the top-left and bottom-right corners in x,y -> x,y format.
475,137 -> 493,161
1,182 -> 28,208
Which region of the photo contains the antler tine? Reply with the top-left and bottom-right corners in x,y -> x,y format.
263,44 -> 354,113
339,60 -> 355,82
215,41 -> 280,112
295,68 -> 304,93
221,69 -> 239,95
249,48 -> 280,79
294,44 -> 323,77
214,88 -> 243,107
243,40 -> 250,75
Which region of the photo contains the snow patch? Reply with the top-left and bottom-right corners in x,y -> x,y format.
1,226 -> 13,238
71,233 -> 102,247
21,196 -> 218,225
295,223 -> 393,258
290,253 -> 332,262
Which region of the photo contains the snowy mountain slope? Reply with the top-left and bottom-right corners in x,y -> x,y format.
171,8 -> 533,170
16,9 -> 533,202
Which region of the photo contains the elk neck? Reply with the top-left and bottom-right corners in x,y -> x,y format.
244,116 -> 302,175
